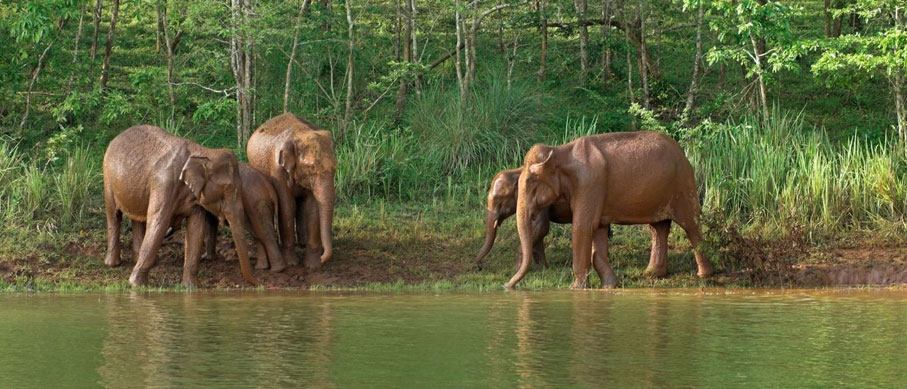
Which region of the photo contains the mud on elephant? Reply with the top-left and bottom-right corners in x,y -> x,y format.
247,113 -> 336,270
505,132 -> 715,289
103,125 -> 258,287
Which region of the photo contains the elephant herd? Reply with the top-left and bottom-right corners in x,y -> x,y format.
103,113 -> 713,289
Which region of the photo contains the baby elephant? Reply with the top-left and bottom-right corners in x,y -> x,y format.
206,164 -> 288,273
476,168 -> 573,271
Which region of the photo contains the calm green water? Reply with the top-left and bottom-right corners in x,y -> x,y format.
1,290 -> 906,387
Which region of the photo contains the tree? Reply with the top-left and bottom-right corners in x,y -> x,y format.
813,2 -> 906,143
99,0 -> 119,90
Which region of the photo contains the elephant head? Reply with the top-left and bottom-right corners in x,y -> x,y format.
475,169 -> 520,269
506,145 -> 561,288
276,130 -> 336,264
180,150 -> 257,285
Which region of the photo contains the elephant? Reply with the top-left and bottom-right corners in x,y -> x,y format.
247,113 -> 336,270
505,132 -> 715,289
202,163 -> 287,272
103,125 -> 258,287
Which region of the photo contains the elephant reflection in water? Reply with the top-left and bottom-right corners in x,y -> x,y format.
99,294 -> 337,387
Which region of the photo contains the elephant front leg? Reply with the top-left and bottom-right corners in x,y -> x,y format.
104,185 -> 122,267
570,223 -> 594,289
129,201 -> 173,286
203,212 -> 219,261
273,180 -> 300,267
302,194 -> 323,270
531,213 -> 551,268
295,197 -> 307,248
249,202 -> 287,273
182,209 -> 206,288
592,226 -> 618,288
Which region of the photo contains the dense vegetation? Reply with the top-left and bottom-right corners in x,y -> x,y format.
0,0 -> 905,288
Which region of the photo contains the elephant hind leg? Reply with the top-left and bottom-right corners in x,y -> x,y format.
644,220 -> 671,278
592,225 -> 618,288
104,183 -> 122,267
674,200 -> 714,278
182,209 -> 206,288
203,212 -> 218,261
131,220 -> 146,260
295,197 -> 307,248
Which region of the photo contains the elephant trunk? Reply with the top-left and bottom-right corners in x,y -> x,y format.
224,199 -> 258,286
475,211 -> 500,270
505,183 -> 534,289
314,177 -> 335,263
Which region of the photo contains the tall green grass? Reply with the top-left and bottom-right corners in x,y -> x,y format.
688,110 -> 907,234
0,143 -> 99,232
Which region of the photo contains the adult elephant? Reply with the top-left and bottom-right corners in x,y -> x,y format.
505,132 -> 714,289
247,113 -> 335,270
103,125 -> 257,287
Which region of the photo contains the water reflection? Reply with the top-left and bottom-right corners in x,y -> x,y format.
1,291 -> 907,387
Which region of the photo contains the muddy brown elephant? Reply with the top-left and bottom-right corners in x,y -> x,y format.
103,125 -> 257,287
247,113 -> 336,270
505,132 -> 715,289
202,163 -> 287,272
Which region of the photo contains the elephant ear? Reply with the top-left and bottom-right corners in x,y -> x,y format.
180,156 -> 210,201
277,140 -> 297,176
528,150 -> 555,187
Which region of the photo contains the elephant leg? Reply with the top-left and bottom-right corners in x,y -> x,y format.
645,220 -> 671,277
131,220 -> 146,260
531,215 -> 550,268
203,212 -> 218,261
675,198 -> 714,278
250,202 -> 287,273
128,199 -> 173,286
592,225 -> 618,288
273,179 -> 299,267
255,240 -> 269,270
295,197 -> 307,248
181,209 -> 207,288
570,223 -> 594,289
303,193 -> 323,270
104,184 -> 122,267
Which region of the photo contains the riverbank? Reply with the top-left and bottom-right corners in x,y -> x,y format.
2,201 -> 906,292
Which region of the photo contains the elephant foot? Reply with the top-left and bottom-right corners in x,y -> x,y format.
255,259 -> 270,270
600,274 -> 619,289
503,282 -> 517,290
104,256 -> 120,268
570,280 -> 589,290
283,250 -> 300,267
181,277 -> 199,289
698,266 -> 715,278
128,271 -> 148,287
643,266 -> 668,278
202,252 -> 219,262
269,259 -> 288,273
304,248 -> 323,271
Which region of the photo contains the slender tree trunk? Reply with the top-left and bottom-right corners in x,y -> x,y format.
394,0 -> 413,116
681,2 -> 704,122
601,0 -> 612,79
455,2 -> 466,102
344,0 -> 354,129
156,4 -> 164,53
750,33 -> 768,120
824,0 -> 832,37
66,4 -> 86,97
230,0 -> 253,147
537,0 -> 548,83
394,0 -> 401,61
284,0 -> 310,113
160,0 -> 176,121
21,19 -> 67,129
410,0 -> 421,97
575,0 -> 589,84
90,0 -> 103,61
637,1 -> 650,109
626,38 -> 634,104
507,31 -> 520,91
99,0 -> 120,90
498,0 -> 505,52
895,76 -> 906,145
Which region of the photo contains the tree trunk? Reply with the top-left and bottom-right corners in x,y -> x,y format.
824,0 -> 831,37
455,3 -> 466,102
410,0 -> 421,97
575,0 -> 589,84
230,0 -> 253,147
66,4 -> 86,97
537,0 -> 548,84
750,33 -> 768,120
284,0 -> 310,113
394,0 -> 401,61
601,0 -> 612,79
156,3 -> 164,53
343,0 -> 354,129
99,0 -> 120,90
681,3 -> 704,123
160,0 -> 176,121
90,0 -> 103,61
21,18 -> 67,129
895,76 -> 906,145
394,0 -> 413,116
507,31 -> 521,91
637,1 -> 650,109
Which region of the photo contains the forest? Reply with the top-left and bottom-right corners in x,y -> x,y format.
0,0 -> 905,290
